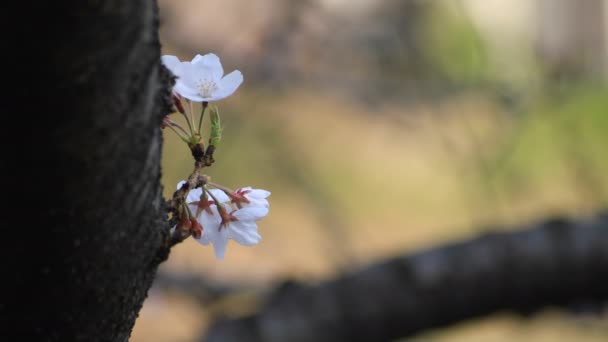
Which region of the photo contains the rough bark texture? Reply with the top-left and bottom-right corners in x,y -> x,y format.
205,212 -> 608,342
1,1 -> 171,341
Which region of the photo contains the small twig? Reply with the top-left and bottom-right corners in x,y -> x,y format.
165,118 -> 218,247
166,161 -> 209,247
204,144 -> 215,166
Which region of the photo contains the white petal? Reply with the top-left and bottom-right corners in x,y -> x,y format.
195,209 -> 221,245
187,204 -> 198,216
174,81 -> 203,101
177,63 -> 203,90
230,221 -> 261,246
161,55 -> 182,76
191,54 -> 204,63
196,228 -> 211,245
249,198 -> 270,208
191,65 -> 217,84
209,70 -> 243,101
199,207 -> 221,225
186,188 -> 202,204
191,53 -> 223,81
195,218 -> 220,245
233,206 -> 269,221
176,180 -> 186,190
248,189 -> 271,199
197,222 -> 223,248
209,189 -> 230,204
212,228 -> 230,259
196,216 -> 220,245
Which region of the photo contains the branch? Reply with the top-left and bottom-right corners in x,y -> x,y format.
153,271 -> 262,306
204,211 -> 608,342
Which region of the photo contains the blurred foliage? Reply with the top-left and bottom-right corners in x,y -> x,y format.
489,85 -> 608,210
422,2 -> 490,84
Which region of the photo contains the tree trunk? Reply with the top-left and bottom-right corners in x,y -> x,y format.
1,1 -> 171,341
205,213 -> 608,342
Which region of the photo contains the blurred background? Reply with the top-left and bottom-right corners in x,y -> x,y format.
133,0 -> 608,340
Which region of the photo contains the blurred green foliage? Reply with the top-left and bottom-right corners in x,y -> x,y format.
422,2 -> 490,83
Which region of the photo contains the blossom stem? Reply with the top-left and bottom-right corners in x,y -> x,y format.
165,123 -> 190,143
180,99 -> 195,135
198,101 -> 208,135
205,185 -> 227,207
184,200 -> 196,219
207,182 -> 234,195
205,188 -> 228,228
188,99 -> 198,134
166,118 -> 190,136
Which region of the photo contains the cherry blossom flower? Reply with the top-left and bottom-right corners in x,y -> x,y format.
230,187 -> 271,208
197,205 -> 267,259
175,181 -> 270,259
161,53 -> 243,102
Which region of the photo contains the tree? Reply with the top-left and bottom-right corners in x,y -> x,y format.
1,2 -> 605,341
1,1 -> 171,340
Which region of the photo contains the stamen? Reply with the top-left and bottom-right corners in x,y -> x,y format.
198,79 -> 219,98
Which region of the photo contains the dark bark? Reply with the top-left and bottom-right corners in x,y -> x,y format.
1,1 -> 171,341
205,212 -> 608,342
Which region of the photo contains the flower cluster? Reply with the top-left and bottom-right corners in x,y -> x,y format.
177,182 -> 270,259
162,53 -> 269,259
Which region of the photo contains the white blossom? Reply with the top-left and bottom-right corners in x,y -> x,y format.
196,205 -> 267,259
162,54 -> 243,102
175,181 -> 270,259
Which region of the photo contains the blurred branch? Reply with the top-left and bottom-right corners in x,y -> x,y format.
153,271 -> 262,306
204,211 -> 608,342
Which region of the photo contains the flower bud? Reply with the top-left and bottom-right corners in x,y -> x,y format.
209,106 -> 222,147
173,94 -> 186,114
191,219 -> 203,239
